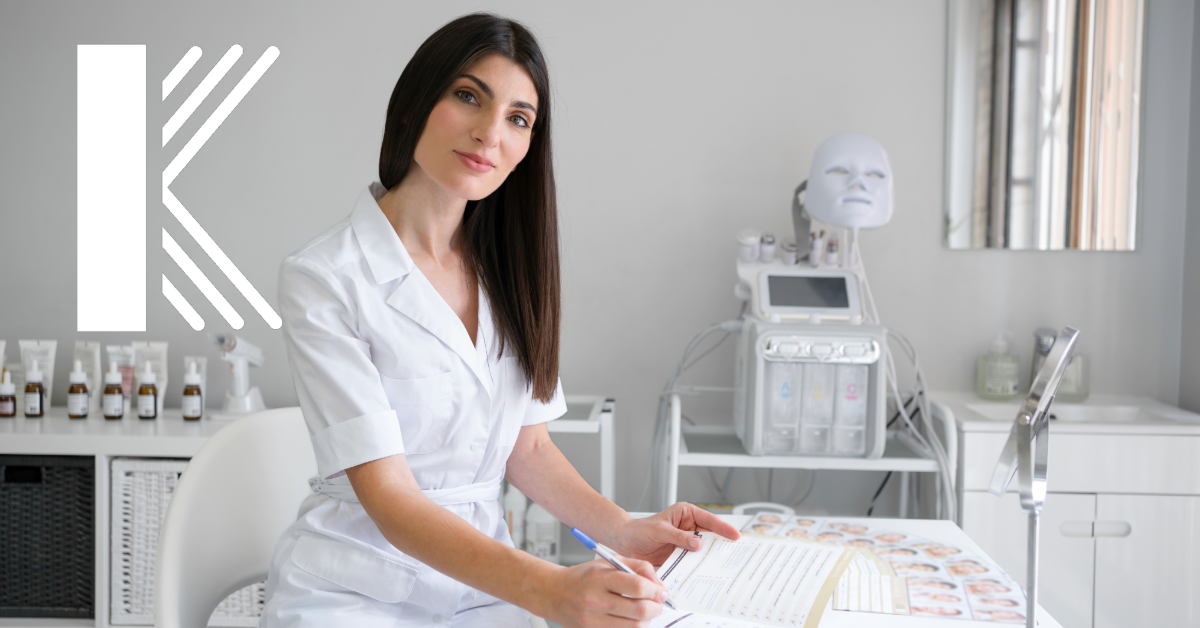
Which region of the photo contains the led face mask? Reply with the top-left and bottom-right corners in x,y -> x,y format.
805,133 -> 894,229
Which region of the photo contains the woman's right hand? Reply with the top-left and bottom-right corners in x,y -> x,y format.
546,557 -> 669,628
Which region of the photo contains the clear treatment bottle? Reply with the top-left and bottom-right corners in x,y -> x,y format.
976,331 -> 1020,401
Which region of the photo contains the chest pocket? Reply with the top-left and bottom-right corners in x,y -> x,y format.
379,370 -> 455,455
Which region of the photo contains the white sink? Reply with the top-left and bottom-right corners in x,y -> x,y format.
965,402 -> 1197,424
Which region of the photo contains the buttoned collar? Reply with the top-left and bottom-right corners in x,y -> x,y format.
351,182 -> 415,285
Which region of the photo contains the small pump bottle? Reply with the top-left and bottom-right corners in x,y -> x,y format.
136,362 -> 157,420
24,360 -> 45,417
181,362 -> 203,421
0,372 -> 16,417
68,360 -> 89,419
103,363 -> 124,420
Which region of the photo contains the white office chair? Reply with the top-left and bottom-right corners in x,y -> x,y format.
155,407 -> 316,628
154,407 -> 550,628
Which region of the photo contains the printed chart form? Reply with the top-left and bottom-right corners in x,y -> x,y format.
741,514 -> 1029,624
657,532 -> 854,628
830,551 -> 910,615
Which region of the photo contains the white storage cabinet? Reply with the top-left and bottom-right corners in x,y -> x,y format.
943,394 -> 1200,628
0,409 -> 264,628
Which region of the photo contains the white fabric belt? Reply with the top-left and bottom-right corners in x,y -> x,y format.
308,473 -> 502,506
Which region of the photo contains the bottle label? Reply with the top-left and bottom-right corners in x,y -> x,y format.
25,392 -> 42,415
68,392 -> 89,416
986,361 -> 1019,395
182,395 -> 202,419
0,397 -> 14,416
103,393 -> 124,418
137,393 -> 156,418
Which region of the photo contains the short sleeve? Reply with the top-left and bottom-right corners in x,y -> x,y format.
522,378 -> 567,426
279,256 -> 404,479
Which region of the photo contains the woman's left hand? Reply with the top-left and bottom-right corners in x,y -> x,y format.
613,503 -> 742,566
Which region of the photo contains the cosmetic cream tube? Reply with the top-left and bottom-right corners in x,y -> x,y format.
20,340 -> 57,406
75,341 -> 102,414
132,341 -> 169,414
183,356 -> 208,410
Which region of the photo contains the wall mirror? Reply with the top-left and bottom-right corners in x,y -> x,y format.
944,0 -> 1145,250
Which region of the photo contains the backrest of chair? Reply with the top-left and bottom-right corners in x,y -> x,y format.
155,407 -> 316,628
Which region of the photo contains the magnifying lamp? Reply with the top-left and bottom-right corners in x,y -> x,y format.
989,326 -> 1080,628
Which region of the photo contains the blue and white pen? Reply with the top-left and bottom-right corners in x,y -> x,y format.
570,528 -> 677,610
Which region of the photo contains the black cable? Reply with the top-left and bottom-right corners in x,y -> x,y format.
794,471 -> 817,507
720,468 -> 734,504
886,394 -> 921,428
865,471 -> 893,517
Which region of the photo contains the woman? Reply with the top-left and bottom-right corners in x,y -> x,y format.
262,13 -> 738,628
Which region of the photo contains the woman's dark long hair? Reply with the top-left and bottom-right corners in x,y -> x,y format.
379,13 -> 559,402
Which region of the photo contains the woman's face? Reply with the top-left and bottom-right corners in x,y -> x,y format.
412,54 -> 538,201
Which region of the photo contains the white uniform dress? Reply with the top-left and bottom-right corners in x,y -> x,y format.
261,182 -> 566,627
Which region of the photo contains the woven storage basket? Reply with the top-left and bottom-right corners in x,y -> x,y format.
110,458 -> 265,627
0,455 -> 94,618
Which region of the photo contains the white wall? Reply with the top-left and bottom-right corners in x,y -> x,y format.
0,0 -> 1195,514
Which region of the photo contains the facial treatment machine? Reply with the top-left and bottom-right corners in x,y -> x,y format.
648,134 -> 957,520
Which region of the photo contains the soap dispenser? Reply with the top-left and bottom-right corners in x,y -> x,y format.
977,331 -> 1020,401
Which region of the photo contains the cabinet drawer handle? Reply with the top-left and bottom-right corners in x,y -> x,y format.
1060,521 -> 1093,537
1058,521 -> 1132,538
1094,521 -> 1132,537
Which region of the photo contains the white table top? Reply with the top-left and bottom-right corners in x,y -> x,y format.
632,513 -> 1062,628
0,406 -> 242,457
933,391 -> 1200,436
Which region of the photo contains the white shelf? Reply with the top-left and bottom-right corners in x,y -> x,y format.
676,425 -> 940,472
0,408 -> 240,458
663,394 -> 956,512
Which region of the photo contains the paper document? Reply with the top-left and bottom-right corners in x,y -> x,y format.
650,609 -> 775,628
830,550 -> 910,614
741,514 -> 1028,623
655,531 -> 854,627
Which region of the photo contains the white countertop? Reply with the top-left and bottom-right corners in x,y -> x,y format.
0,406 -> 242,457
933,391 -> 1200,436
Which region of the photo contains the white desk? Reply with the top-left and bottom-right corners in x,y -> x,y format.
631,513 -> 1063,628
0,399 -> 614,628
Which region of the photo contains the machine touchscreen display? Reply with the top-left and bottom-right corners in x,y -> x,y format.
767,276 -> 849,308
